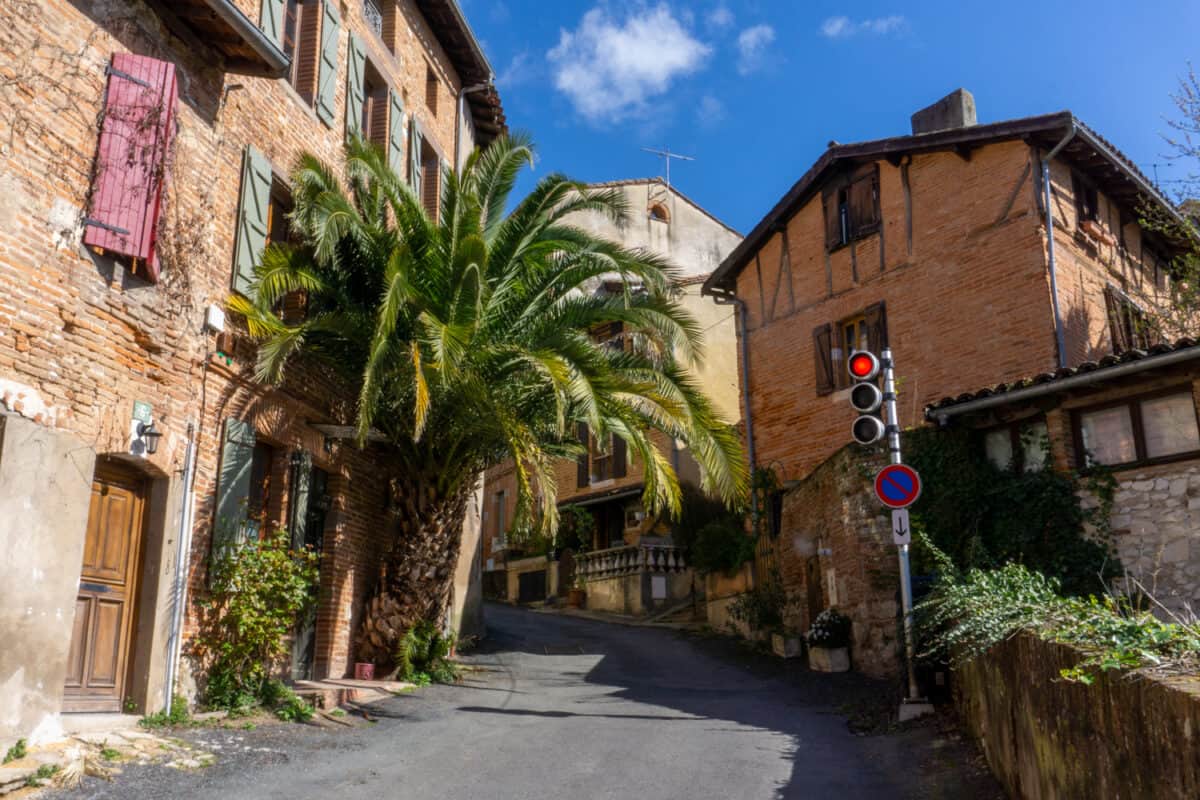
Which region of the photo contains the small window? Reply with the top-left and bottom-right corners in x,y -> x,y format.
420,141 -> 440,220
1104,285 -> 1152,354
590,434 -> 613,483
823,165 -> 880,251
283,0 -> 321,102
267,180 -> 294,247
362,0 -> 383,38
493,490 -> 507,546
362,60 -> 389,150
425,63 -> 439,116
836,315 -> 868,389
1076,391 -> 1200,468
648,203 -> 669,223
1072,171 -> 1099,224
984,419 -> 1048,472
246,441 -> 278,539
815,302 -> 887,396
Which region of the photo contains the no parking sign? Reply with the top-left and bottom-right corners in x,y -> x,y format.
874,464 -> 922,510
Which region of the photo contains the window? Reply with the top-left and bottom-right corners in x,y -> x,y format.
278,0 -> 324,104
822,164 -> 880,251
246,441 -> 278,539
425,63 -> 439,116
983,419 -> 1049,472
576,423 -> 628,486
649,203 -> 669,223
590,433 -> 614,483
362,60 -> 389,150
492,490 -> 507,548
1072,171 -> 1099,224
1075,390 -> 1200,468
421,143 -> 441,220
1104,285 -> 1152,354
814,301 -> 887,396
362,0 -> 383,37
267,180 -> 294,247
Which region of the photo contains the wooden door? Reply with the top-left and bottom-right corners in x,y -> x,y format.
63,461 -> 147,713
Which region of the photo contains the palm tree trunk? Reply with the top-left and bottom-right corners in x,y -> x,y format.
355,477 -> 471,669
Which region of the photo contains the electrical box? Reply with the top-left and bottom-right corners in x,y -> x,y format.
204,304 -> 225,333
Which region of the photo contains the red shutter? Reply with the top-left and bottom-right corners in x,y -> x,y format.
83,53 -> 178,282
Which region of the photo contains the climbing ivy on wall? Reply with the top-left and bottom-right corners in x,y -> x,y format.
904,427 -> 1119,596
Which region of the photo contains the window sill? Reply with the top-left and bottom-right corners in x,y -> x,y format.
825,228 -> 881,254
589,479 -> 615,489
1080,449 -> 1200,475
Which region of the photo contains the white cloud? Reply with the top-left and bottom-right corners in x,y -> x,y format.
820,15 -> 907,39
697,94 -> 724,125
736,24 -> 775,75
497,50 -> 533,87
707,5 -> 734,29
548,5 -> 711,123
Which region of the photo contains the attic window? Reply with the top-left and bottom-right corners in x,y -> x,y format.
1072,171 -> 1099,223
822,164 -> 880,251
425,62 -> 439,116
649,203 -> 670,223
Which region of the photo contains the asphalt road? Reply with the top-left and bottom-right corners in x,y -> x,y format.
52,604 -> 999,800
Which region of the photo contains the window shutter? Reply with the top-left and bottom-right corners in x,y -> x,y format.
813,323 -> 835,395
214,418 -> 256,554
422,153 -> 439,219
259,0 -> 284,47
613,435 -> 627,479
576,422 -> 589,488
315,0 -> 340,127
232,145 -> 272,296
344,32 -> 365,140
387,90 -> 406,176
865,301 -> 888,353
288,449 -> 313,551
849,167 -> 880,236
1104,286 -> 1130,354
440,157 -> 451,213
409,116 -> 424,196
83,53 -> 178,282
822,189 -> 841,250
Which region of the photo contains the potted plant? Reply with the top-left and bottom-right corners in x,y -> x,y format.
567,574 -> 587,608
771,629 -> 803,659
805,608 -> 852,672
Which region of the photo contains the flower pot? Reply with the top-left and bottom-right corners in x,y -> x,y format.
567,588 -> 586,608
771,633 -> 803,659
808,645 -> 850,673
354,662 -> 376,681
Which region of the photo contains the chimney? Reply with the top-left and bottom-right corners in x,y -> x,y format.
911,88 -> 977,135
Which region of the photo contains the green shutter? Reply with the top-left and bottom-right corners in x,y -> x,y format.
288,450 -> 313,551
345,33 -> 366,141
387,90 -> 406,177
440,157 -> 450,214
409,116 -> 423,197
232,145 -> 271,296
315,0 -> 340,127
214,418 -> 256,554
259,0 -> 284,47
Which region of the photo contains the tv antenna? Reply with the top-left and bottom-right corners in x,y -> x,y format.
641,146 -> 695,195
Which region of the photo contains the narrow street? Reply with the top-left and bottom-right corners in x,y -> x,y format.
51,605 -> 999,800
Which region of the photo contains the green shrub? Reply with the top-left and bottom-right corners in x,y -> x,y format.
195,531 -> 318,712
729,575 -> 785,633
3,738 -> 26,764
139,694 -> 191,728
26,764 -> 58,787
273,689 -> 314,723
396,620 -> 459,684
672,485 -> 752,575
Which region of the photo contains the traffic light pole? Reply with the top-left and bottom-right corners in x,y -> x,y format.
881,348 -> 931,718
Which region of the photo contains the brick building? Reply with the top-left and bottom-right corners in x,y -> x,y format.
481,180 -> 743,602
701,89 -> 1193,670
0,0 -> 503,747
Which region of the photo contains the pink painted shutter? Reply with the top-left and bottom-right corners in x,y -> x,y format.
83,53 -> 178,283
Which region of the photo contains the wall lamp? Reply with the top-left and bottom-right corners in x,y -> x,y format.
138,421 -> 163,455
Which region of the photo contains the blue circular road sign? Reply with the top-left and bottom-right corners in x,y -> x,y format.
874,464 -> 922,509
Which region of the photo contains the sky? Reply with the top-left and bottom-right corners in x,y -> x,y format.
460,0 -> 1200,235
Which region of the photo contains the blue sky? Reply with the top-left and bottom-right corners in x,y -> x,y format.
461,0 -> 1200,234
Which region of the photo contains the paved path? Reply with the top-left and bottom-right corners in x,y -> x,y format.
51,604 -> 999,799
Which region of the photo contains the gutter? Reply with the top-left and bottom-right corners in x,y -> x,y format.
202,0 -> 290,76
163,422 -> 198,714
1042,124 -> 1077,369
927,345 -> 1200,422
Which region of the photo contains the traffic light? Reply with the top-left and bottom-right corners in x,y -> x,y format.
848,350 -> 885,445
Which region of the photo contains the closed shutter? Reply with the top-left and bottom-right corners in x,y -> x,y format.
345,32 -> 365,140
260,0 -> 284,46
422,153 -> 439,219
214,418 -> 256,554
440,157 -> 451,213
294,0 -> 322,100
813,323 -> 835,396
83,53 -> 178,282
822,189 -> 841,250
315,0 -> 340,126
576,422 -> 589,488
848,166 -> 880,236
613,435 -> 627,479
288,449 -> 313,551
232,145 -> 272,296
387,90 -> 406,176
409,116 -> 424,196
1104,286 -> 1130,354
864,301 -> 888,353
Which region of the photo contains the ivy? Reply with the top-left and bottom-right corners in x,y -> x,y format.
904,427 -> 1118,595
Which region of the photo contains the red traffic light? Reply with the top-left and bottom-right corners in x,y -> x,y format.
847,351 -> 880,381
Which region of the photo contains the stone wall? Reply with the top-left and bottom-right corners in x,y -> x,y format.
584,570 -> 692,616
774,444 -> 902,679
956,634 -> 1200,800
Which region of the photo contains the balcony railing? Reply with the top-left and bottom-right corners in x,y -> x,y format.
574,543 -> 688,581
363,0 -> 383,37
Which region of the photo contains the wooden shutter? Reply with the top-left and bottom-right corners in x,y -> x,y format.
214,418 -> 256,554
440,157 -> 451,210
613,435 -> 627,479
1104,286 -> 1130,354
813,323 -> 835,396
294,0 -> 321,100
848,166 -> 880,237
83,53 -> 178,282
822,189 -> 841,250
232,145 -> 272,296
287,449 -> 313,551
387,90 -> 406,176
422,153 -> 439,219
865,301 -> 888,353
576,422 -> 589,488
409,116 -> 424,196
260,0 -> 284,46
345,32 -> 365,140
315,0 -> 340,126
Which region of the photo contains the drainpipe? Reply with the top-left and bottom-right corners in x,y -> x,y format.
1042,124 -> 1077,369
454,81 -> 494,170
163,422 -> 197,714
712,294 -> 759,527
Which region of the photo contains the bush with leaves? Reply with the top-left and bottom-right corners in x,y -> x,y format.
671,484 -> 752,575
396,620 -> 459,684
194,531 -> 319,712
916,535 -> 1200,683
558,505 -> 596,553
729,574 -> 786,634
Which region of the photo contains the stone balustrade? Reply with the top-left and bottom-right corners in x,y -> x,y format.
574,543 -> 688,581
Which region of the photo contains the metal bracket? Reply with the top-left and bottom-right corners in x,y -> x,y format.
107,65 -> 152,88
82,217 -> 130,236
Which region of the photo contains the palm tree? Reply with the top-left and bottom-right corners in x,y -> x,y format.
231,134 -> 747,665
